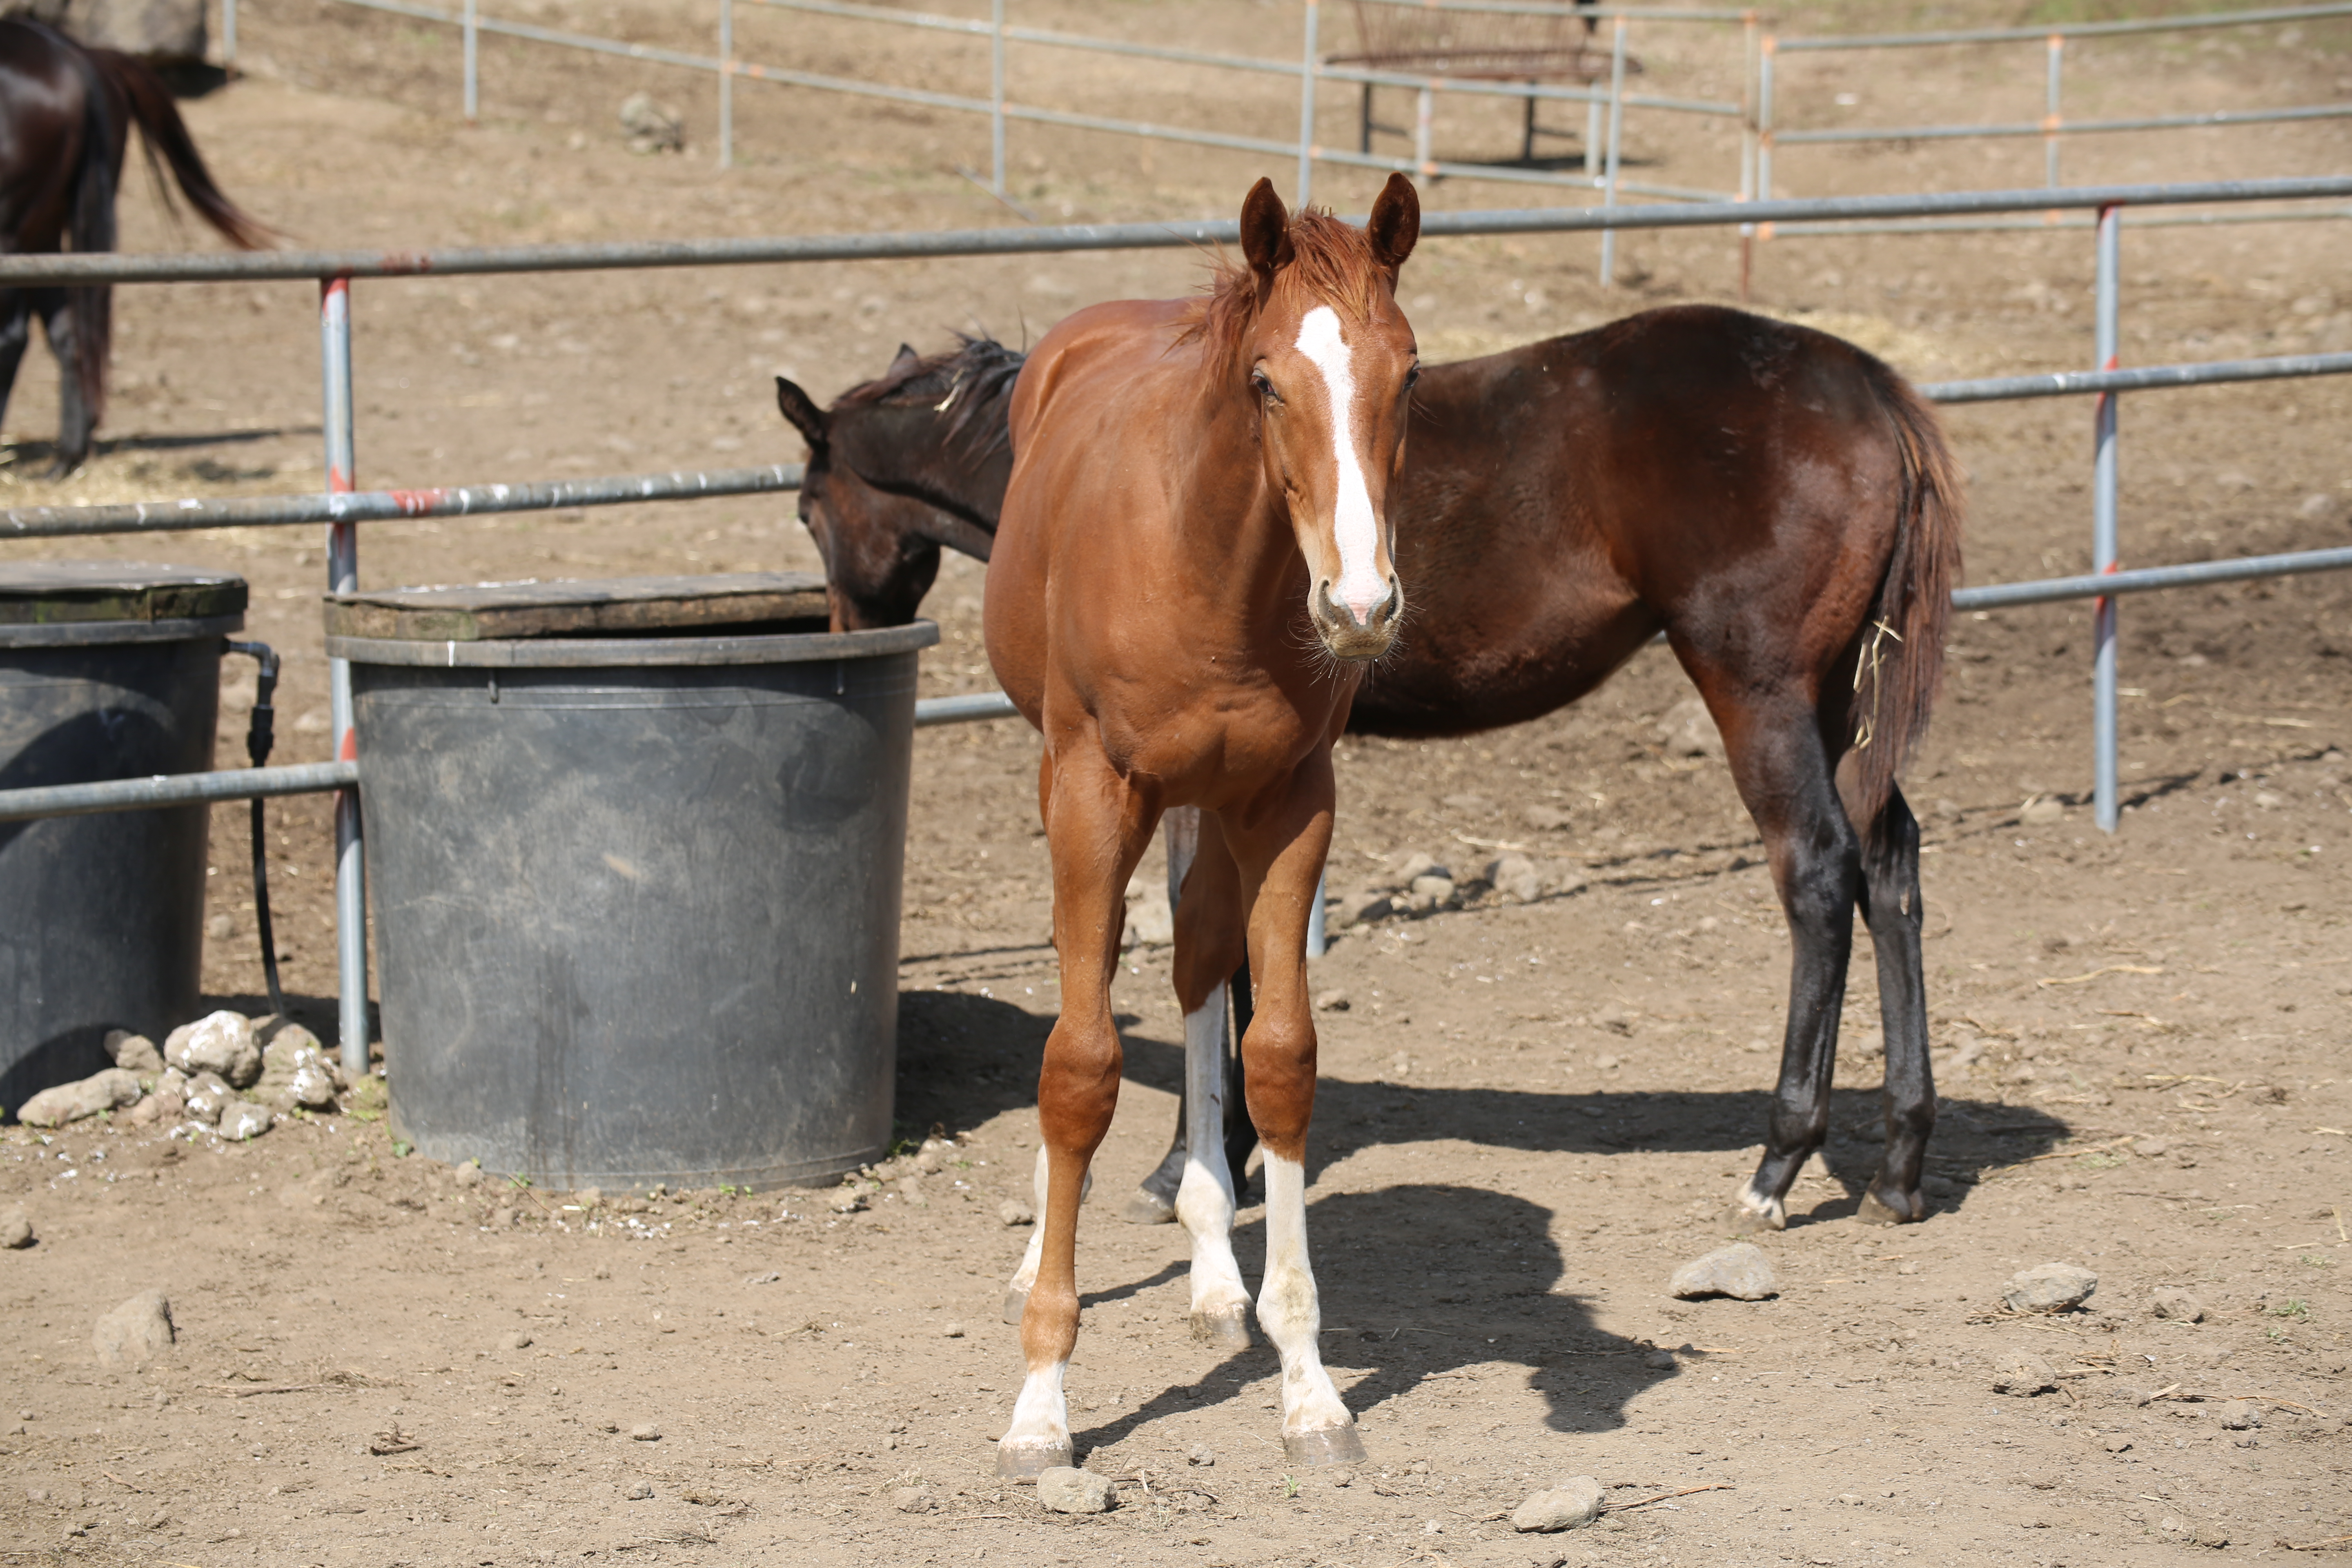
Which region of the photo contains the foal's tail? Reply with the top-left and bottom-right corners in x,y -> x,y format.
87,47 -> 274,252
1848,365 -> 1965,834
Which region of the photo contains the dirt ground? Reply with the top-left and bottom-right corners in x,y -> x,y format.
2,2 -> 2350,1563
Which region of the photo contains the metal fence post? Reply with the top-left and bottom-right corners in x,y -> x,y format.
1599,18 -> 1628,284
2045,34 -> 2064,191
320,277 -> 371,1078
1756,33 -> 1774,219
990,0 -> 1007,195
718,0 -> 734,169
1739,9 -> 1758,300
1413,85 -> 1434,177
2092,203 -> 2121,833
223,0 -> 237,74
1296,0 -> 1319,207
463,0 -> 479,121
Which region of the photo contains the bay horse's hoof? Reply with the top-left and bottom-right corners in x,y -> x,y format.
1283,1425 -> 1367,1467
1002,1287 -> 1029,1325
1858,1188 -> 1926,1226
1120,1187 -> 1176,1225
1190,1306 -> 1252,1350
995,1438 -> 1074,1480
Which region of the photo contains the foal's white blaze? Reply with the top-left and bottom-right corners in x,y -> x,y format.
1174,983 -> 1253,1334
1257,1152 -> 1354,1439
1292,305 -> 1387,623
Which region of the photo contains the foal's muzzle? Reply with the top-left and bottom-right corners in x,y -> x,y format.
1310,576 -> 1401,662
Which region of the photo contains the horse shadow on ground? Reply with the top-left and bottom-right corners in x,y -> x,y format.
894,989 -> 2072,1229
1067,1181 -> 1676,1457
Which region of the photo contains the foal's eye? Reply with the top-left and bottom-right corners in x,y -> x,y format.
1402,364 -> 1421,392
1251,371 -> 1280,405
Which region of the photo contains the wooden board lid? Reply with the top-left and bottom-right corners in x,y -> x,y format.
0,561 -> 247,626
323,572 -> 830,642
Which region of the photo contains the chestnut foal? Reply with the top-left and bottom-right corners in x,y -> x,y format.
983,174 -> 1421,1477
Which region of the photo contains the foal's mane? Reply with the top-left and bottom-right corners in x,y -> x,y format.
1181,208 -> 1390,382
833,333 -> 1025,456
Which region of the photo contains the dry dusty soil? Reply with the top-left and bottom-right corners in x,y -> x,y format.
2,2 -> 2350,1564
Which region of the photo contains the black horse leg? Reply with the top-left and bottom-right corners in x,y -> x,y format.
1857,784 -> 1935,1223
1728,724 -> 1865,1232
36,289 -> 92,475
0,294 -> 32,453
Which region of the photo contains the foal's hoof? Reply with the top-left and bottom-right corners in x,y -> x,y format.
1189,1306 -> 1252,1351
1002,1287 -> 1029,1326
994,1437 -> 1074,1480
1120,1187 -> 1176,1225
1283,1425 -> 1368,1468
1723,1202 -> 1785,1234
1858,1187 -> 1927,1226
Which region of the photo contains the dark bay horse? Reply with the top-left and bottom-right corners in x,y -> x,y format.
778,298 -> 1963,1238
981,174 -> 1421,1477
0,18 -> 270,473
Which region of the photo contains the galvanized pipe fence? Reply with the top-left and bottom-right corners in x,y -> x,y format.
224,0 -> 2349,282
7,174 -> 2352,1065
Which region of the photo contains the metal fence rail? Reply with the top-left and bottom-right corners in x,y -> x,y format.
10,172 -> 2350,1069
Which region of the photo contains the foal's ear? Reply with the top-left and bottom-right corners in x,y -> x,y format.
888,342 -> 922,376
775,376 -> 827,448
1366,172 -> 1421,274
1239,176 -> 1292,281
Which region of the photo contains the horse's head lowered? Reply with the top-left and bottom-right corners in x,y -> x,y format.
1207,174 -> 1420,662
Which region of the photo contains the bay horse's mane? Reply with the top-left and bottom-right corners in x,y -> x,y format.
1181,207 -> 1391,381
834,332 -> 1025,457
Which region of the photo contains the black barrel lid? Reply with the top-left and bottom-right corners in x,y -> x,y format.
0,560 -> 248,626
324,572 -> 830,641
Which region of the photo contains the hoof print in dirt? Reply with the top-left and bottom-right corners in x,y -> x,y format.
2001,1261 -> 2097,1314
1988,1352 -> 2059,1396
93,1289 -> 174,1369
1034,1466 -> 1113,1513
1669,1241 -> 1778,1301
1512,1475 -> 1605,1533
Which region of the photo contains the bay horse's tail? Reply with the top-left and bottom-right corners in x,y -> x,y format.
86,47 -> 274,252
59,44 -> 120,435
1846,363 -> 1964,833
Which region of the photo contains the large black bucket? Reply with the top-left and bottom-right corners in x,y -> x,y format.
0,563 -> 244,1117
327,575 -> 938,1191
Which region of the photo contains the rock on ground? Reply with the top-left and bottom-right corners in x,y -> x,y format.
618,92 -> 685,154
2216,1400 -> 2262,1430
997,1198 -> 1033,1226
0,1205 -> 32,1249
216,1101 -> 272,1140
2002,1261 -> 2098,1314
1657,695 -> 1726,760
1511,1476 -> 1606,1532
16,1067 -> 142,1127
1483,853 -> 1540,904
93,1289 -> 174,1368
1989,1352 -> 2058,1395
892,1485 -> 933,1513
1035,1466 -> 1114,1514
2152,1286 -> 2206,1321
1670,1241 -> 1778,1301
106,1029 -> 165,1074
181,1070 -> 233,1125
165,1012 -> 261,1089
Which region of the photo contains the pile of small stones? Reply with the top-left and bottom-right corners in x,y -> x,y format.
13,1011 -> 346,1140
1327,849 -> 1588,931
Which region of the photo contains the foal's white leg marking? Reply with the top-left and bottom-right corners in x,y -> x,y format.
1003,1145 -> 1050,1322
1292,305 -> 1385,623
1735,1175 -> 1788,1231
997,1356 -> 1072,1477
1174,980 -> 1252,1348
1257,1151 -> 1363,1463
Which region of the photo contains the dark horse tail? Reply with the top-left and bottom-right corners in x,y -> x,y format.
85,47 -> 274,252
1846,362 -> 1964,835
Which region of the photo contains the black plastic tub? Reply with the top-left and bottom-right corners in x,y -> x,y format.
0,563 -> 244,1116
325,574 -> 938,1191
